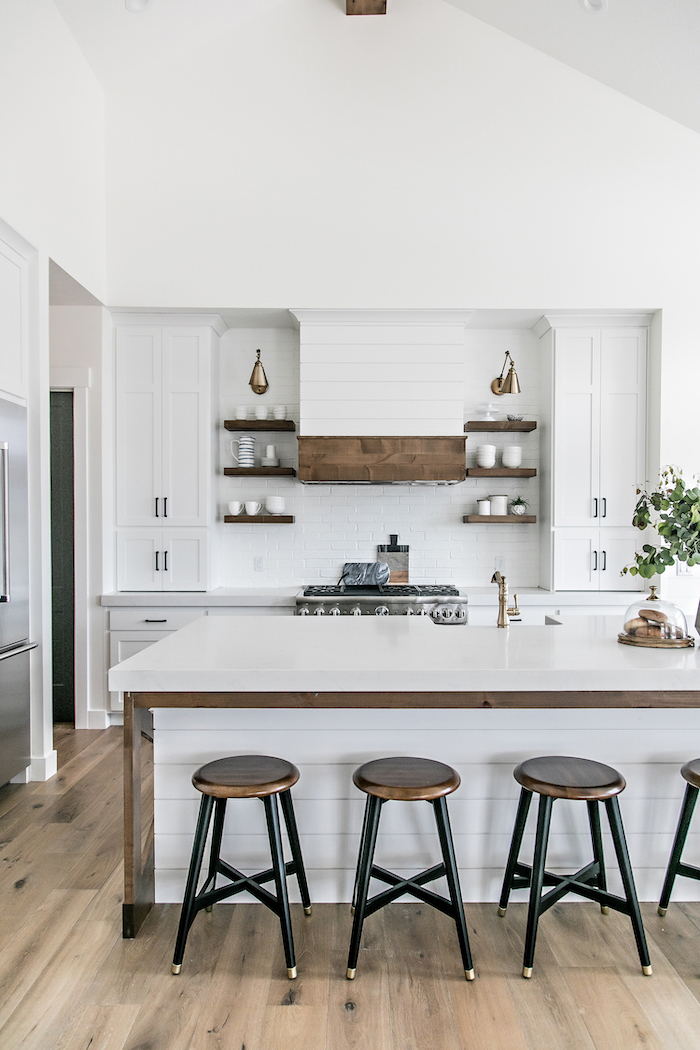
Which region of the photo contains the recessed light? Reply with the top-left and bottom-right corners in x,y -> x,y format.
580,0 -> 608,11
125,0 -> 150,12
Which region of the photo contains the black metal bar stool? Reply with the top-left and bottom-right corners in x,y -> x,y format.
346,756 -> 475,981
498,755 -> 652,978
171,755 -> 311,978
658,759 -> 700,915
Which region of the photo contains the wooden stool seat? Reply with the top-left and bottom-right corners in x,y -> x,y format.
192,755 -> 299,798
347,756 -> 474,981
515,755 -> 626,801
681,758 -> 700,789
353,756 -> 460,801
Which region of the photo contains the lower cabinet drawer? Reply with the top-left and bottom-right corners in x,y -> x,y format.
108,608 -> 206,631
109,630 -> 173,711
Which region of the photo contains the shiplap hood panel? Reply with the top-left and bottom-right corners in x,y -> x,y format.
292,310 -> 469,482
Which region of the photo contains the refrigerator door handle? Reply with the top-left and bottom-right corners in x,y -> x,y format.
1,443 -> 9,603
0,641 -> 37,661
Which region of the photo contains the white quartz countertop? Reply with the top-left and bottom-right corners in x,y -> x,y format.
100,588 -> 300,607
108,615 -> 700,694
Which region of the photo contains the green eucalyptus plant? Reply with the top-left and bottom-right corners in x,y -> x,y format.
623,466 -> 700,578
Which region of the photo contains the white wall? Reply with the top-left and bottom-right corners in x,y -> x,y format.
0,0 -> 106,302
217,326 -> 542,588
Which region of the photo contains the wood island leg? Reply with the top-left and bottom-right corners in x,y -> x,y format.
123,693 -> 155,938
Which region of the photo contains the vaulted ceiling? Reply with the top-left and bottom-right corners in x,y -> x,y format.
53,0 -> 700,135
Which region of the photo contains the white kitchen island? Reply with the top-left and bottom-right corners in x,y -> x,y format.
109,615 -> 700,936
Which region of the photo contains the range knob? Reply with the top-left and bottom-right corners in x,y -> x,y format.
328,605 -> 341,616
313,606 -> 326,615
374,605 -> 390,616
297,605 -> 310,616
416,607 -> 429,616
350,606 -> 362,616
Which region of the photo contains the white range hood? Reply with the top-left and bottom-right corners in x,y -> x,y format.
291,310 -> 470,484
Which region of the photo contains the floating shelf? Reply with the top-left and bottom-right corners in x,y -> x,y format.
224,419 -> 295,431
465,421 -> 537,432
467,467 -> 536,478
224,515 -> 295,523
224,467 -> 296,477
464,514 -> 537,523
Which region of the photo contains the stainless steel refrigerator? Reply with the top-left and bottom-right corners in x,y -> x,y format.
0,396 -> 33,786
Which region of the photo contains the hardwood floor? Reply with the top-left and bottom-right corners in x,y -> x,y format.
2,725 -> 700,1049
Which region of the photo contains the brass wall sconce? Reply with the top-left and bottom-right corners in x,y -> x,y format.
249,349 -> 269,395
491,351 -> 521,396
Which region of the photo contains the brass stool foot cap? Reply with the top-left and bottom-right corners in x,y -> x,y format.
522,966 -> 533,979
658,906 -> 667,916
498,907 -> 507,917
642,965 -> 653,976
304,905 -> 312,916
205,905 -> 213,913
600,906 -> 609,915
171,963 -> 182,975
287,966 -> 297,979
465,968 -> 475,981
350,905 -> 355,915
346,967 -> 356,980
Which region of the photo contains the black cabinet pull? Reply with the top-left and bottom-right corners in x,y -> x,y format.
164,550 -> 168,571
593,550 -> 598,571
155,497 -> 159,517
144,618 -> 167,623
602,550 -> 607,570
155,551 -> 159,571
602,497 -> 607,518
593,498 -> 598,518
163,497 -> 168,518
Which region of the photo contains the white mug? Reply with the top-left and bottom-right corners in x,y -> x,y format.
477,499 -> 491,515
245,501 -> 262,515
476,444 -> 497,468
265,444 -> 277,459
272,405 -> 287,420
502,445 -> 523,468
490,494 -> 509,515
234,404 -> 248,420
230,437 -> 255,466
254,405 -> 269,421
227,501 -> 243,515
266,496 -> 285,514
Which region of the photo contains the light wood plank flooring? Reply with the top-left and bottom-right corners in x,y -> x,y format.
2,725 -> 700,1049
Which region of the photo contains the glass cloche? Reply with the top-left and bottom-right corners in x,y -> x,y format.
618,586 -> 694,648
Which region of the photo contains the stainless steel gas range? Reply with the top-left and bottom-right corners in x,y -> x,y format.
295,584 -> 468,618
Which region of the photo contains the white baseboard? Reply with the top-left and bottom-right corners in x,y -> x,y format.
10,765 -> 30,784
28,750 -> 58,782
108,712 -> 124,726
87,710 -> 111,730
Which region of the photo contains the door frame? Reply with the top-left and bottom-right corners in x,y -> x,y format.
50,367 -> 89,729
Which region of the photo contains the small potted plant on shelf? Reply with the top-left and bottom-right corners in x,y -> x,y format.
508,495 -> 529,517
623,465 -> 700,578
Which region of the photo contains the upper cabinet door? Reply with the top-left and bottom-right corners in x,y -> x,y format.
553,330 -> 601,527
161,328 -> 211,526
116,328 -> 162,527
599,329 -> 646,528
0,237 -> 29,401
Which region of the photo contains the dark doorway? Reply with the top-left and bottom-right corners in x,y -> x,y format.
50,391 -> 75,723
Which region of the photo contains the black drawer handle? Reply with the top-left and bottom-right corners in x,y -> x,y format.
144,618 -> 167,623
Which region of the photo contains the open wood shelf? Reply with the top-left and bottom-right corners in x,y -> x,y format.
224,419 -> 295,431
463,514 -> 537,523
224,467 -> 296,476
465,421 -> 537,432
467,467 -> 536,477
224,515 -> 295,523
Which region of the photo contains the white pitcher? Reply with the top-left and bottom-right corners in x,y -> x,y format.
230,437 -> 255,466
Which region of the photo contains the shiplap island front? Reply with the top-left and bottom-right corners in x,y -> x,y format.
109,614 -> 700,937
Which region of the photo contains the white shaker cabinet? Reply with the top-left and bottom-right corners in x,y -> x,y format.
553,327 -> 646,529
116,325 -> 212,527
117,529 -> 208,592
538,316 -> 649,592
